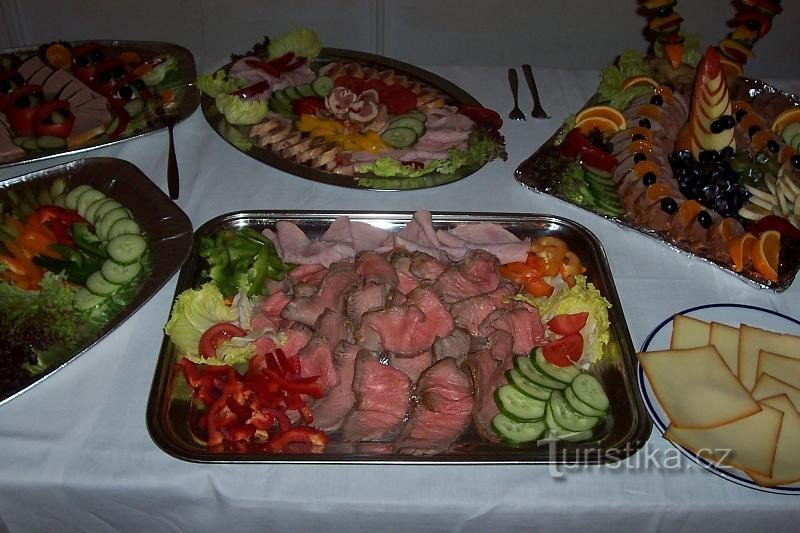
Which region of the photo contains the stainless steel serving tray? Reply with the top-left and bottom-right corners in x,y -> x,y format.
0,157 -> 193,405
202,48 -> 484,191
515,78 -> 800,292
0,40 -> 199,171
146,211 -> 651,464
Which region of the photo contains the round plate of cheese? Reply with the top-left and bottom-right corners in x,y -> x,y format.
638,303 -> 800,494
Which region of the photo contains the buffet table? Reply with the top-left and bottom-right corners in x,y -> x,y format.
1,63 -> 799,532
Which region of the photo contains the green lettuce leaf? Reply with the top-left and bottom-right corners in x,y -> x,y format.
267,28 -> 322,60
196,70 -> 246,98
163,283 -> 238,359
214,93 -> 269,125
597,49 -> 651,109
559,161 -> 596,206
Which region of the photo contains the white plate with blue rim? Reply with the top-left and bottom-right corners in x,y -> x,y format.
637,303 -> 800,495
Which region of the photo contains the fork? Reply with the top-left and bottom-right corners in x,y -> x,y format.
522,64 -> 550,119
507,68 -> 526,121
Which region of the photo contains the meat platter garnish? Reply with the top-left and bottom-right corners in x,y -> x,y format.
164,212 -> 614,454
197,28 -> 506,189
519,0 -> 800,289
0,41 -> 187,164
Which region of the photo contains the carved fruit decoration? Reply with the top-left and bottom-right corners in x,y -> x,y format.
687,46 -> 736,159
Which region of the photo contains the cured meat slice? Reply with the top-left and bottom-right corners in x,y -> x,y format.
298,337 -> 339,390
434,249 -> 502,303
389,350 -> 434,383
340,351 -> 411,441
463,330 -> 515,442
311,342 -> 359,432
394,357 -> 474,455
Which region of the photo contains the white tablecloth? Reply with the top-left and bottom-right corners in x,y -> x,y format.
1,65 -> 800,532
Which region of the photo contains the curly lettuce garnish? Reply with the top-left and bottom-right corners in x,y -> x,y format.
267,28 -> 322,60
597,49 -> 652,110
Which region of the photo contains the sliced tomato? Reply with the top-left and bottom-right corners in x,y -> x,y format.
382,86 -> 417,115
541,332 -> 584,367
199,323 -> 247,359
458,104 -> 503,130
334,75 -> 365,94
547,312 -> 589,335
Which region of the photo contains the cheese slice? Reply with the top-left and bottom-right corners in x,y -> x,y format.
752,373 -> 800,412
638,346 -> 760,428
738,324 -> 800,391
709,321 -> 740,374
670,314 -> 711,349
757,351 -> 800,389
747,396 -> 800,486
665,404 -> 783,477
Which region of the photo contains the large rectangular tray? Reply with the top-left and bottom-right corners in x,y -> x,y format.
146,211 -> 651,464
0,157 -> 193,405
515,78 -> 800,292
0,40 -> 199,171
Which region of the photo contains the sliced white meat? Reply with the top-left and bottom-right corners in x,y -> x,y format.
42,69 -> 75,100
28,64 -> 54,86
17,56 -> 46,81
412,129 -> 470,153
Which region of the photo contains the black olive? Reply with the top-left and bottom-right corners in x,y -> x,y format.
634,152 -> 647,163
766,139 -> 780,153
639,118 -> 651,129
112,65 -> 125,78
656,6 -> 673,17
91,50 -> 103,62
792,155 -> 800,170
98,69 -> 112,82
702,184 -> 721,203
661,197 -> 678,214
699,150 -> 719,164
745,19 -> 761,31
650,94 -> 664,106
720,146 -> 735,159
632,133 -> 646,141
748,125 -> 761,137
15,95 -> 31,108
643,172 -> 657,186
75,54 -> 90,67
710,120 -> 724,134
677,173 -> 694,188
697,210 -> 713,228
0,80 -> 9,93
735,108 -> 747,122
714,196 -> 730,215
118,85 -> 134,100
133,79 -> 146,91
721,115 -> 736,129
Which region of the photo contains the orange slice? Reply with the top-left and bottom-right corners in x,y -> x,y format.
739,112 -> 766,133
633,160 -> 661,180
621,76 -> 659,91
576,115 -> 621,135
656,85 -> 674,104
751,230 -> 780,282
118,51 -> 142,65
626,139 -> 654,155
779,145 -> 796,164
635,104 -> 663,120
678,200 -> 703,225
646,183 -> 671,203
45,43 -> 72,69
749,130 -> 775,152
728,232 -> 756,272
576,106 -> 627,130
771,107 -> 800,135
625,126 -> 653,142
732,100 -> 754,116
718,217 -> 743,243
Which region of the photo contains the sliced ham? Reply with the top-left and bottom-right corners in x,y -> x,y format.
42,69 -> 74,100
394,357 -> 474,455
17,56 -> 46,81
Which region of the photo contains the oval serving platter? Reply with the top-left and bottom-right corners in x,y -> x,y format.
0,157 -> 193,406
0,40 -> 199,171
202,48 -> 490,191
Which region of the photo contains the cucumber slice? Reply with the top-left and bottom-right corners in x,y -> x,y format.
13,136 -> 33,147
514,355 -> 566,390
93,199 -> 124,224
49,178 -> 67,199
533,347 -> 580,384
76,188 -> 106,217
52,193 -> 67,208
65,184 -> 93,210
406,110 -> 427,123
86,270 -> 121,296
565,384 -> 606,418
36,186 -> 53,206
107,218 -> 141,240
506,368 -> 552,401
96,207 -> 130,241
284,86 -> 302,101
491,412 -> 547,445
545,401 -> 594,442
36,135 -> 67,150
106,233 -> 146,264
387,116 -> 425,136
570,373 -> 610,413
272,89 -> 292,109
297,83 -> 316,97
495,384 -> 546,422
548,389 -> 600,432
101,259 -> 142,284
85,197 -> 113,224
74,286 -> 107,310
21,138 -> 39,151
380,126 -> 418,148
311,76 -> 333,97
123,98 -> 145,117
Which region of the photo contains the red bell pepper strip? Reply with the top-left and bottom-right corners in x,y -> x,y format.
32,100 -> 76,138
244,59 -> 281,77
198,323 -> 247,359
278,56 -> 307,72
229,80 -> 271,99
268,52 -> 295,68
263,368 -> 325,398
291,96 -> 325,116
268,427 -> 328,453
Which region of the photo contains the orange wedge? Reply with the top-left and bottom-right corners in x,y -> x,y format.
633,160 -> 661,180
732,100 -> 754,116
576,115 -> 621,135
636,104 -> 663,120
118,51 -> 141,65
576,106 -> 627,130
656,85 -> 674,104
45,43 -> 72,69
739,112 -> 766,133
749,130 -> 775,152
621,76 -> 659,91
626,139 -> 654,155
678,200 -> 703,225
771,107 -> 800,135
646,183 -> 671,203
625,126 -> 653,142
718,217 -> 743,244
728,232 -> 756,272
751,230 -> 780,282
